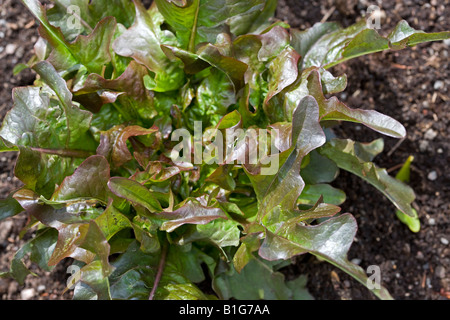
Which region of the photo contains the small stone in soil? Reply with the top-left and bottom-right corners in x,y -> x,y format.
440,237 -> 449,245
427,171 -> 437,181
433,80 -> 444,90
424,128 -> 438,140
419,140 -> 429,152
4,43 -> 17,55
20,288 -> 35,300
435,266 -> 446,279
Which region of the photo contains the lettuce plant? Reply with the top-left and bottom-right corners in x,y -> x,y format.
0,0 -> 448,300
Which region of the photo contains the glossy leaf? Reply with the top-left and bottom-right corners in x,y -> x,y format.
112,0 -> 185,92
214,257 -> 313,300
302,18 -> 450,69
97,124 -> 159,168
320,139 -> 416,217
108,177 -> 164,213
259,213 -> 393,300
160,198 -> 228,232
51,155 -> 111,203
394,156 -> 420,232
0,193 -> 24,221
154,0 -> 265,51
245,95 -> 326,221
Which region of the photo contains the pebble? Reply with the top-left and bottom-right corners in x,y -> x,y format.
20,288 -> 35,300
0,220 -> 14,240
419,140 -> 429,152
427,171 -> 437,181
440,237 -> 449,245
37,285 -> 46,292
428,218 -> 436,225
351,258 -> 362,265
435,266 -> 446,279
433,80 -> 444,90
4,43 -> 17,55
444,38 -> 450,47
424,128 -> 438,140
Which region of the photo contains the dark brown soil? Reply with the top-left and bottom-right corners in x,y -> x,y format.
0,0 -> 448,300
278,0 -> 450,300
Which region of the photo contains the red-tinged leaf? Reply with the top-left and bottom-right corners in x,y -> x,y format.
132,161 -> 185,184
51,155 -> 110,203
97,125 -> 159,168
162,43 -> 248,91
244,96 -> 326,221
320,138 -> 416,217
73,60 -> 155,119
264,46 -> 300,105
259,213 -> 393,300
159,199 -> 227,232
283,68 -> 406,138
112,0 -> 185,92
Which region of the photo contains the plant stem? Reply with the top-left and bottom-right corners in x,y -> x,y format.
148,240 -> 168,300
30,147 -> 94,158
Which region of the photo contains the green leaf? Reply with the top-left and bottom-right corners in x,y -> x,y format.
14,147 -> 83,199
94,201 -> 132,241
47,16 -> 116,74
78,260 -> 112,300
154,0 -> 265,51
298,184 -> 346,206
0,137 -> 18,152
214,257 -> 312,300
108,177 -> 164,213
228,0 -> 277,36
301,18 -> 450,69
259,213 -> 393,300
286,275 -> 314,300
320,139 -> 416,217
6,228 -> 58,285
177,218 -> 241,248
290,22 -> 340,69
300,150 -> 339,185
109,241 -> 210,300
0,85 -> 93,151
394,156 -> 420,232
264,46 -> 300,105
22,0 -> 117,74
162,42 -> 248,91
0,193 -> 24,221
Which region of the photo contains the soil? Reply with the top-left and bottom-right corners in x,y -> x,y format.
0,0 -> 448,300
